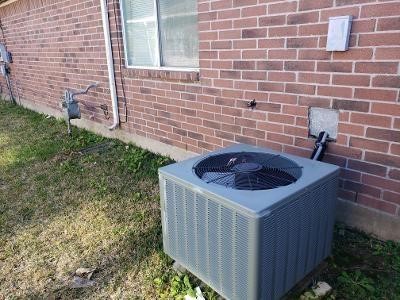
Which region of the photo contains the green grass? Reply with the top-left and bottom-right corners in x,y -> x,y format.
0,101 -> 399,299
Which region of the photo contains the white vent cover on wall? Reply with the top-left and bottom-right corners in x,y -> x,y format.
326,15 -> 353,51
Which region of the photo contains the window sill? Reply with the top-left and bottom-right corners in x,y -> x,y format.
122,66 -> 200,82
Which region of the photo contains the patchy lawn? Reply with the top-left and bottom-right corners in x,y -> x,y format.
0,101 -> 399,299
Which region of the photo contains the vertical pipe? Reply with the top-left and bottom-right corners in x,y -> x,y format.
100,0 -> 119,130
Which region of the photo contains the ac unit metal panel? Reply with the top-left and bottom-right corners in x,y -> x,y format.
159,144 -> 339,300
161,177 -> 258,300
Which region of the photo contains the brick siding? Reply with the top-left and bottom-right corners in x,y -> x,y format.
0,0 -> 399,216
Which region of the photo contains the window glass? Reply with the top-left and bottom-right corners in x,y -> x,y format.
158,0 -> 199,68
121,0 -> 199,69
122,0 -> 158,67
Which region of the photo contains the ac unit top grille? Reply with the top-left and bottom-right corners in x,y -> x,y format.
193,152 -> 302,191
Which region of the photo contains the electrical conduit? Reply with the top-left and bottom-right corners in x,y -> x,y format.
100,0 -> 119,130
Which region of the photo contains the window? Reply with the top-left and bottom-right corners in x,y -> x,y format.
120,0 -> 199,69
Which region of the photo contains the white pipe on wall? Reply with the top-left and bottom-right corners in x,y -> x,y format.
100,0 -> 119,130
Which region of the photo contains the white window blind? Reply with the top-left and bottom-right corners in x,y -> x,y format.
121,0 -> 199,69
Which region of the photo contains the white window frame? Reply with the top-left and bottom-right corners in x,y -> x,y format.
120,0 -> 199,72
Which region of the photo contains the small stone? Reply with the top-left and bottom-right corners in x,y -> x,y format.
312,281 -> 332,297
70,276 -> 96,288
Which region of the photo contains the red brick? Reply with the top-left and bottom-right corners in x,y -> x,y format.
283,105 -> 308,117
268,1 -> 297,14
358,33 -> 400,46
270,93 -> 298,105
391,144 -> 400,156
357,195 -> 397,215
242,28 -> 267,38
372,103 -> 400,116
284,125 -> 308,137
242,127 -> 265,139
258,82 -> 285,92
259,15 -> 286,27
222,107 -> 242,117
377,17 -> 400,31
341,168 -> 362,182
355,62 -> 398,74
284,61 -> 315,72
351,19 -> 376,33
363,174 -> 400,193
233,60 -> 255,70
317,62 -> 353,73
234,17 -> 257,28
268,49 -> 297,60
268,113 -> 295,125
336,0 -> 374,6
319,86 -> 353,98
215,130 -> 234,141
220,70 -> 241,79
243,71 -> 266,80
383,191 -> 400,206
299,96 -> 331,108
338,123 -> 365,136
299,0 -> 333,11
299,50 -> 331,60
338,188 -> 357,202
332,48 -> 373,60
287,37 -> 318,48
354,88 -> 397,102
320,7 -> 359,22
298,73 -> 331,84
258,38 -> 285,48
233,0 -> 257,7
235,134 -> 255,145
250,102 -> 280,113
269,26 -> 297,37
241,5 -> 266,17
333,74 -> 370,87
211,20 -> 232,30
268,71 -> 296,82
324,154 -> 347,167
285,83 -> 316,95
389,169 -> 400,181
375,47 -> 400,60
298,23 -> 327,36
257,61 -> 283,70
235,117 -> 257,128
217,9 -> 240,20
242,49 -> 266,59
394,118 -> 400,129
211,0 -> 232,10
329,144 -> 362,159
287,11 -> 319,25
257,121 -> 284,133
372,76 -> 400,89
365,151 -> 400,168
267,132 -> 294,144
361,2 -> 400,18
348,160 -> 387,176
344,181 -> 381,198
351,113 -> 391,128
366,128 -> 400,143
219,29 -> 241,40
235,80 -> 257,90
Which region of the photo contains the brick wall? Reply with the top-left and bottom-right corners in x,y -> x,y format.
0,0 -> 399,219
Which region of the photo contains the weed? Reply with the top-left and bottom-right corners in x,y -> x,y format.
337,271 -> 375,298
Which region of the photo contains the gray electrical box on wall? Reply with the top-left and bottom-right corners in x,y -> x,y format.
326,16 -> 353,51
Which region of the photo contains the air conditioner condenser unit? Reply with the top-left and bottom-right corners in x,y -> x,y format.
159,144 -> 340,300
